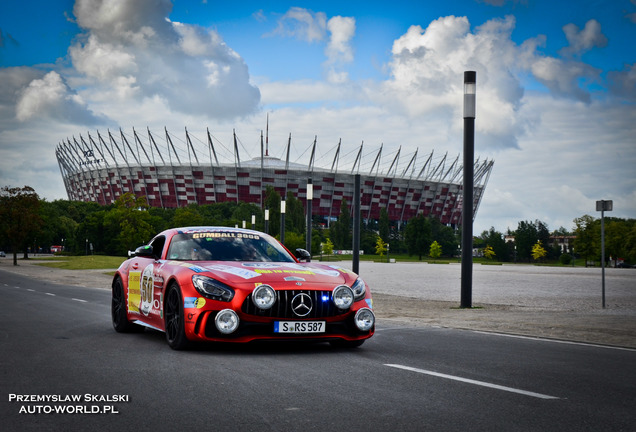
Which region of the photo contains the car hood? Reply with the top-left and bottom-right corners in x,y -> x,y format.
185,261 -> 356,287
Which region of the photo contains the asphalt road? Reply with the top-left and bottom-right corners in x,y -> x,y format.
1,270 -> 635,432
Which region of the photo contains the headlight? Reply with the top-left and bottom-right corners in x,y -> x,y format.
252,284 -> 276,310
351,278 -> 366,300
354,308 -> 375,331
192,275 -> 234,302
215,309 -> 239,334
333,285 -> 354,310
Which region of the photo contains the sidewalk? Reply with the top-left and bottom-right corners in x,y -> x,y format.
1,258 -> 635,349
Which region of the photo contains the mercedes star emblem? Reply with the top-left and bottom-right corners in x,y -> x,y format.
291,293 -> 312,317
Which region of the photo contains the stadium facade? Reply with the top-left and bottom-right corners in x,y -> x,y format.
55,127 -> 493,226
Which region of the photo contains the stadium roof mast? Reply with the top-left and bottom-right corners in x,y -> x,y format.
233,129 -> 241,169
327,138 -> 341,225
308,136 -> 317,172
331,139 -> 341,173
366,144 -> 383,221
233,130 -> 240,203
164,127 -> 181,207
87,132 -> 115,201
206,128 -> 219,205
185,127 -> 201,204
351,141 -> 364,175
118,129 -> 151,206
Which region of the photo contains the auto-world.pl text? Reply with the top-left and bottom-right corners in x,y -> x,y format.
8,394 -> 128,414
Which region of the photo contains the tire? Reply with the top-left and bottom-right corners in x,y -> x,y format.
164,283 -> 190,350
111,278 -> 141,333
330,339 -> 365,348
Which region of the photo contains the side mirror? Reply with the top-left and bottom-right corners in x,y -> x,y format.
130,245 -> 154,258
295,248 -> 311,262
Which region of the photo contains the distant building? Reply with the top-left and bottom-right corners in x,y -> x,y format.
549,235 -> 576,253
56,127 -> 494,226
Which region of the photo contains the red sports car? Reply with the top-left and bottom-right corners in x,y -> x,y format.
111,227 -> 375,349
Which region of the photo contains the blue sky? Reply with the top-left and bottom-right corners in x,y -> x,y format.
1,0 -> 635,234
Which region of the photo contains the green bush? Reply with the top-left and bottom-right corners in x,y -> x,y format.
559,253 -> 572,265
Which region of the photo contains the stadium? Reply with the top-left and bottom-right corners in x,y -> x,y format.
55,126 -> 494,226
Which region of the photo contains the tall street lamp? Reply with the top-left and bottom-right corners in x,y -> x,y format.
306,179 -> 313,255
280,197 -> 286,245
461,71 -> 476,309
264,208 -> 269,234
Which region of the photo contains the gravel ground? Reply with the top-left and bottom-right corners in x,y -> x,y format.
2,258 -> 635,348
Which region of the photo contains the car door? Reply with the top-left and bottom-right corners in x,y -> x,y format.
135,236 -> 167,330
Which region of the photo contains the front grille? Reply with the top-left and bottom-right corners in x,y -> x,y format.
241,289 -> 347,319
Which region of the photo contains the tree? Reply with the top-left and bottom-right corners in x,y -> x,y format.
172,205 -> 205,227
104,193 -> 154,255
0,186 -> 42,265
330,198 -> 351,250
263,186 -> 281,237
430,217 -> 459,256
378,208 -> 390,243
284,191 -> 305,235
480,227 -> 508,261
404,214 -> 430,260
531,241 -> 547,261
322,238 -> 334,259
515,220 -> 548,262
430,240 -> 442,259
483,245 -> 496,260
375,237 -> 387,256
573,215 -> 598,265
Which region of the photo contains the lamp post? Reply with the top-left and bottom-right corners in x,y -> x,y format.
461,71 -> 476,309
306,179 -> 313,255
280,197 -> 286,245
264,208 -> 269,234
251,214 -> 255,230
352,174 -> 360,274
596,199 -> 613,308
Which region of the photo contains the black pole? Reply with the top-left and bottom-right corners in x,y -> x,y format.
280,198 -> 286,245
264,207 -> 269,234
461,71 -> 476,309
306,179 -> 312,255
352,174 -> 361,274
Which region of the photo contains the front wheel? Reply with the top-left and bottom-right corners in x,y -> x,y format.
164,283 -> 190,350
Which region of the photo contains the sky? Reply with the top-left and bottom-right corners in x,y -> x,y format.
0,0 -> 635,235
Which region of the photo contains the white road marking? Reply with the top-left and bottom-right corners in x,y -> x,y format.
385,364 -> 560,400
71,298 -> 88,303
45,293 -> 56,296
471,330 -> 636,352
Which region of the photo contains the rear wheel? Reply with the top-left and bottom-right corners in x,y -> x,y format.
164,283 -> 190,350
111,278 -> 141,333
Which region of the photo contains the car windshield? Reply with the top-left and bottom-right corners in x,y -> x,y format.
166,231 -> 295,262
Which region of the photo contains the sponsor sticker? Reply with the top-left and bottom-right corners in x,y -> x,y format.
184,297 -> 206,309
127,271 -> 141,314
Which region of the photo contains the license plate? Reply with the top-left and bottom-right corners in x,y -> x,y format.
274,321 -> 325,334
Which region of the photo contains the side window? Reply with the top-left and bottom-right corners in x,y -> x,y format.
150,236 -> 166,259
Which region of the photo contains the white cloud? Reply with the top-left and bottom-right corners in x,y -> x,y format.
15,71 -> 103,124
608,63 -> 636,100
269,7 -> 327,42
381,15 -> 527,149
560,19 -> 608,57
324,16 -> 355,84
68,0 -> 260,118
325,16 -> 355,64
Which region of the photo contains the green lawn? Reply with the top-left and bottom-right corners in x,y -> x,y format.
31,255 -> 125,270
